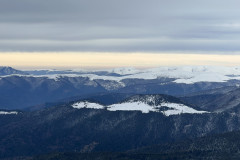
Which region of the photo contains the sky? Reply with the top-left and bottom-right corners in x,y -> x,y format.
2,52 -> 240,69
1,0 -> 240,68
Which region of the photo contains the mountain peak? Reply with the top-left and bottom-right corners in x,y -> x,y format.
123,94 -> 183,106
0,66 -> 28,76
0,66 -> 13,70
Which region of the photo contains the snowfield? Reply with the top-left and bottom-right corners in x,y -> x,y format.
72,101 -> 208,116
2,66 -> 240,84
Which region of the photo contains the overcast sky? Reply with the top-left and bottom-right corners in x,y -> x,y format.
1,0 -> 240,53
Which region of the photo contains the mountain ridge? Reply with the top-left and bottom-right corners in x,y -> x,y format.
1,94 -> 240,158
3,66 -> 240,84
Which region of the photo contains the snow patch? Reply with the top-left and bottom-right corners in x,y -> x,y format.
108,102 -> 155,113
160,103 -> 207,116
72,102 -> 105,109
0,111 -> 18,115
72,101 -> 208,116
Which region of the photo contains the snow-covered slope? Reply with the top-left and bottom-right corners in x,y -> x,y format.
31,66 -> 240,84
70,66 -> 240,83
72,95 -> 208,116
3,66 -> 240,84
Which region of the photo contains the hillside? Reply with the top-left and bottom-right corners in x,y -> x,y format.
1,94 -> 240,158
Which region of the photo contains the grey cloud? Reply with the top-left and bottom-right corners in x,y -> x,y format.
1,0 -> 240,52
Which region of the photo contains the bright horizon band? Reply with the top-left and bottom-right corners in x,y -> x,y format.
0,52 -> 240,69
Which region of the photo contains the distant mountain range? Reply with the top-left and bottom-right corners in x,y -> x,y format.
2,66 -> 240,83
1,66 -> 240,110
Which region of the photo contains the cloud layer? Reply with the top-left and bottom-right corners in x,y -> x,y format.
1,0 -> 240,53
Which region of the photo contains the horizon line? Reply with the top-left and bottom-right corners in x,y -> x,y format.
1,52 -> 240,69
